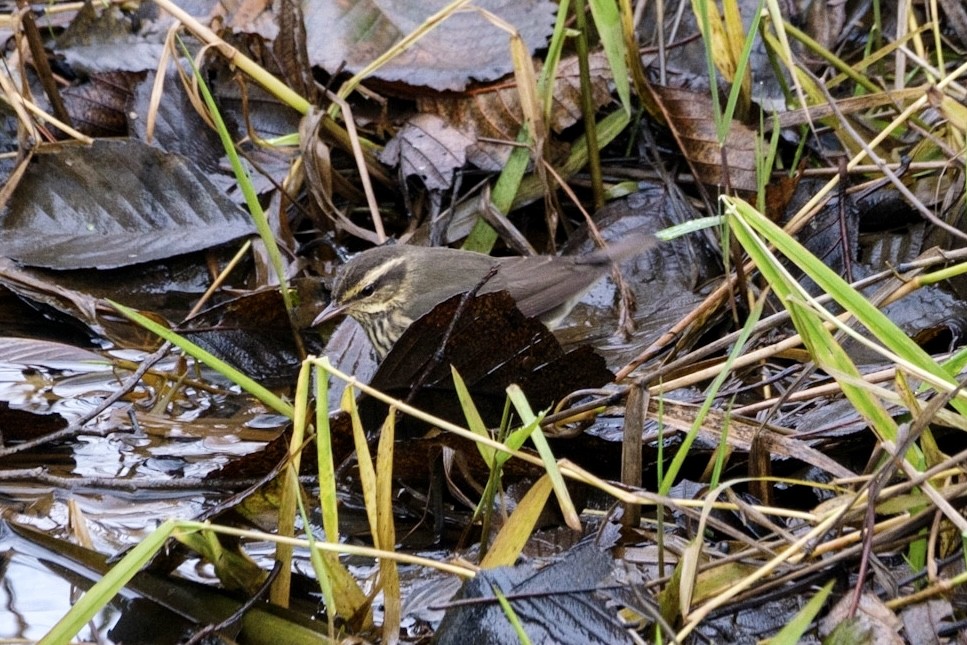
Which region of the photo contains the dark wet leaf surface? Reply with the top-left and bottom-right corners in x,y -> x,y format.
179,279 -> 328,385
367,291 -> 614,428
0,140 -> 255,269
304,0 -> 558,91
434,536 -> 627,645
60,71 -> 142,138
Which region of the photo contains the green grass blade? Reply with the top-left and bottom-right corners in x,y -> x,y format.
588,0 -> 631,114
725,197 -> 962,416
109,300 -> 293,417
178,37 -> 292,311
506,385 -> 579,530
452,366 -> 496,463
725,198 -> 920,460
660,295 -> 762,495
40,521 -> 177,644
763,580 -> 834,645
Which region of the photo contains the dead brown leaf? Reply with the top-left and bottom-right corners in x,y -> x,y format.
382,54 -> 613,189
651,85 -> 760,193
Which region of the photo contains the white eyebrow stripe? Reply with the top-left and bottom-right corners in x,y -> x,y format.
346,256 -> 408,298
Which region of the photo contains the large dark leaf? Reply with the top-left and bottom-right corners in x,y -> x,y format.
0,140 -> 255,269
364,291 -> 614,429
304,0 -> 557,91
434,537 -> 626,645
179,279 -> 329,386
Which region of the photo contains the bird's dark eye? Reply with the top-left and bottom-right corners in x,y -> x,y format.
359,283 -> 377,298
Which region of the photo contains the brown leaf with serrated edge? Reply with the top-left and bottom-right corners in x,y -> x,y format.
381,54 -> 612,187
651,85 -> 759,193
379,114 -> 477,191
364,291 -> 613,431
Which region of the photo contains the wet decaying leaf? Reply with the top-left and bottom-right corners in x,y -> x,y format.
0,140 -> 255,269
216,0 -> 280,40
0,285 -> 81,343
128,64 -> 227,174
304,0 -> 558,91
553,186 -> 720,369
379,113 -> 478,191
0,258 -> 170,350
820,592 -> 904,645
434,536 -> 626,645
0,403 -> 69,445
363,291 -> 614,430
650,85 -> 760,193
0,336 -> 106,369
179,279 -> 328,386
60,71 -> 143,138
322,318 -> 380,408
792,190 -> 861,290
381,54 -> 614,190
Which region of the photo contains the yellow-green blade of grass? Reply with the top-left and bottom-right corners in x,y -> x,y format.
656,548 -> 684,627
180,38 -> 292,310
722,0 -> 766,126
692,0 -> 726,129
762,0 -> 809,117
452,366 -> 496,464
659,294 -> 763,495
305,524 -> 337,641
725,197 -> 963,416
314,359 -> 340,545
109,300 -> 293,417
506,385 -> 580,530
677,534 -> 702,618
271,359 -> 314,605
40,520 -> 177,644
538,0 -> 571,122
588,0 -> 631,114
463,129 -> 532,253
175,528 -> 268,594
310,359 -> 370,627
375,410 -> 400,641
481,474 -> 554,569
343,387 -> 379,538
493,583 -> 533,645
725,199 -> 909,453
462,6 -> 544,253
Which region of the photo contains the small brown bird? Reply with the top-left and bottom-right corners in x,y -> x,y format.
313,236 -> 654,358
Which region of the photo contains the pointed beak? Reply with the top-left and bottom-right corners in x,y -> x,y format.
312,300 -> 348,327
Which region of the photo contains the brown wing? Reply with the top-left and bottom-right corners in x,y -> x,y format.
487,232 -> 656,322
